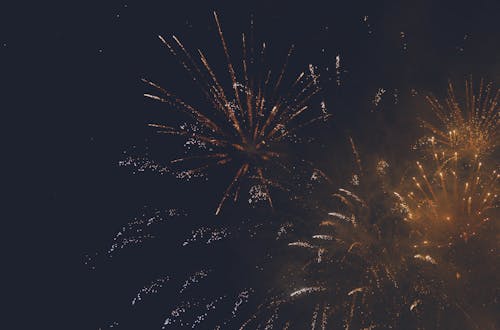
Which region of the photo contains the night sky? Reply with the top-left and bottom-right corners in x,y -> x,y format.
5,0 -> 499,328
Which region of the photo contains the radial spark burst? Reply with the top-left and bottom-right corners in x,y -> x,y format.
292,191 -> 412,328
395,149 -> 500,328
421,79 -> 499,160
239,141 -> 427,329
143,12 -> 329,214
399,153 -> 498,249
285,169 -> 415,327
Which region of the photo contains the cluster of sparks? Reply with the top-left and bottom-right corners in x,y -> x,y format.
400,154 -> 498,247
401,79 -> 499,258
421,79 -> 499,159
394,82 -> 498,328
144,12 -> 329,215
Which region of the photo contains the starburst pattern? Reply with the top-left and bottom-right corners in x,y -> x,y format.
421,79 -> 499,160
399,154 -> 498,248
143,12 -> 329,214
273,153 -> 419,329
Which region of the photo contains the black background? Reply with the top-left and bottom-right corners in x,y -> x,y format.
2,0 -> 499,328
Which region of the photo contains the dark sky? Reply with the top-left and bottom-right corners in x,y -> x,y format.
3,0 -> 499,328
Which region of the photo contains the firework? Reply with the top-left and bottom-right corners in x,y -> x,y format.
238,140 -> 425,329
421,79 -> 499,160
143,12 -> 329,214
405,79 -> 499,271
396,134 -> 499,329
294,170 -> 415,329
398,152 -> 498,250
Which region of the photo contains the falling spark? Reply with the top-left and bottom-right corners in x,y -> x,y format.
362,15 -> 373,35
410,299 -> 421,311
400,31 -> 408,52
290,286 -> 326,298
373,88 -> 386,107
312,234 -> 335,241
414,254 -> 437,265
289,241 -> 317,249
132,276 -> 171,306
328,212 -> 355,224
335,54 -> 341,86
347,287 -> 364,296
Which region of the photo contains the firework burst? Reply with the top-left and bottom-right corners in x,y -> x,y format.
413,78 -> 500,245
143,12 -> 329,214
396,132 -> 500,329
238,140 -> 427,329
398,151 -> 498,251
297,170 -> 415,328
420,79 -> 499,160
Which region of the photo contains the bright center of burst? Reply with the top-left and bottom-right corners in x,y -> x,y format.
241,141 -> 266,162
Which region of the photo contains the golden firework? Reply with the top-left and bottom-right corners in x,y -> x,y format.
398,151 -> 498,248
143,13 -> 328,214
421,79 -> 499,160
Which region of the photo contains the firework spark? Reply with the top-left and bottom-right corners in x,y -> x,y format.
144,12 -> 329,214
